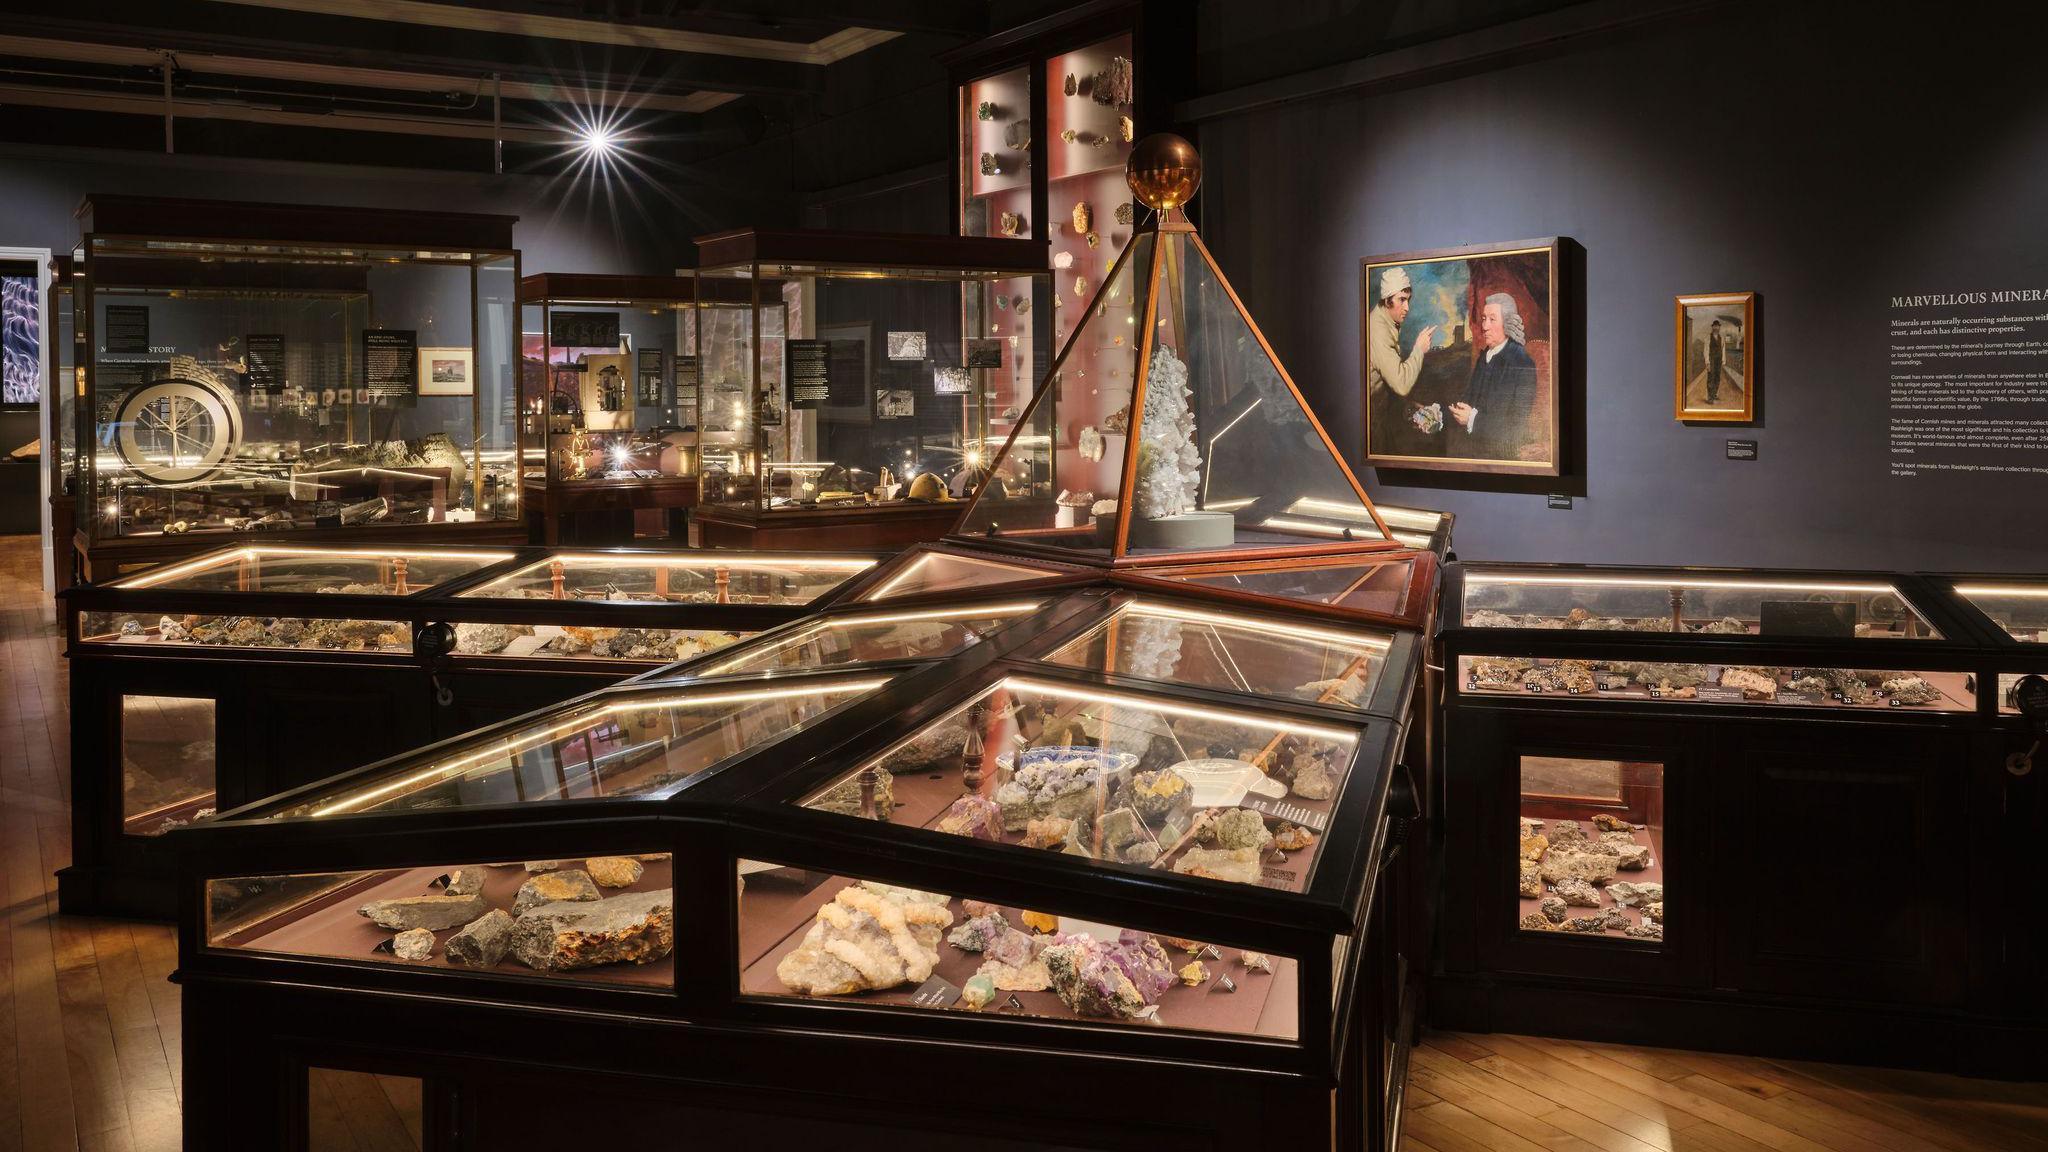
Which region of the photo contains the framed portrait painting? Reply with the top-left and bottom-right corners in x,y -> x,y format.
1361,238 -> 1562,476
1675,291 -> 1755,422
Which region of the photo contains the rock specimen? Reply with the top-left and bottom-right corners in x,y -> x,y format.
392,928 -> 435,961
1043,931 -> 1174,1019
445,910 -> 515,968
1469,657 -> 1533,690
359,892 -> 486,932
1519,834 -> 1550,861
934,794 -> 1003,840
1071,201 -> 1093,234
1554,877 -> 1603,907
1600,829 -> 1638,846
1022,816 -> 1079,851
514,891 -> 675,973
948,910 -> 1014,954
1290,758 -> 1336,801
1519,913 -> 1555,931
1600,907 -> 1633,931
442,868 -> 487,897
1134,344 -> 1201,520
1022,910 -> 1059,934
960,973 -> 996,1010
585,856 -> 644,889
1518,860 -> 1543,899
1539,851 -> 1617,884
1540,896 -> 1568,923
1881,676 -> 1942,704
1240,951 -> 1273,973
1625,922 -> 1664,940
1173,846 -> 1264,886
1202,808 -> 1273,853
1124,768 -> 1193,831
810,767 -> 895,820
1178,960 -> 1207,986
1547,820 -> 1586,845
1720,667 -> 1778,700
524,861 -> 562,872
776,885 -> 951,995
1592,814 -> 1632,833
1272,823 -> 1316,852
1605,881 -> 1663,908
1518,816 -> 1545,838
1644,902 -> 1663,922
513,869 -> 601,915
1691,616 -> 1749,634
994,752 -> 1117,831
1523,661 -> 1596,694
1560,915 -> 1607,933
1614,843 -> 1652,871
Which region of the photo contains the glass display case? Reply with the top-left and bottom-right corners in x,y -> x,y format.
58,542 -> 877,916
687,227 -> 1051,550
71,195 -> 524,582
518,274 -> 716,544
47,253 -> 80,593
1941,577 -> 2048,714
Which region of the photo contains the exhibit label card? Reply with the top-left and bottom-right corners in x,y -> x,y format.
550,309 -> 620,350
244,334 -> 285,391
362,329 -> 419,403
104,305 -> 150,354
787,339 -> 830,409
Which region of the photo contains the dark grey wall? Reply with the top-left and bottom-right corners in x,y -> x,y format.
1199,1 -> 2048,572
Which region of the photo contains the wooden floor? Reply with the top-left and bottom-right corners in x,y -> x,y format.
0,536 -> 2042,1151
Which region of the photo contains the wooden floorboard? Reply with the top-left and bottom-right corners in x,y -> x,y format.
0,536 -> 2038,1151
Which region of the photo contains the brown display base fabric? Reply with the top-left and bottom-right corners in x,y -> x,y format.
233,858 -> 676,987
738,866 -> 1300,1040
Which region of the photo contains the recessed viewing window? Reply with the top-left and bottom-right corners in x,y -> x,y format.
1515,756 -> 1664,942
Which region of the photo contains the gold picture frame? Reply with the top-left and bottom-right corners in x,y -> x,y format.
1675,292 -> 1755,422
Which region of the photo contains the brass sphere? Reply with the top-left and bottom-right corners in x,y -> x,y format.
1125,133 -> 1202,212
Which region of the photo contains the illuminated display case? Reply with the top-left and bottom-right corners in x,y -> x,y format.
59,543 -> 876,916
518,273 -> 740,544
687,227 -> 1051,550
1434,560 -> 2046,1075
71,195 -> 525,583
165,144 -> 1440,1150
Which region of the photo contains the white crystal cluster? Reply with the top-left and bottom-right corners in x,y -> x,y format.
1124,616 -> 1184,683
1134,344 -> 1200,520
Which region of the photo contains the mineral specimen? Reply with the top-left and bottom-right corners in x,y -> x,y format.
1547,820 -> 1586,845
1203,808 -> 1273,853
993,751 -> 1120,831
1644,902 -> 1663,922
1605,881 -> 1663,907
776,887 -> 952,995
1614,843 -> 1652,871
1092,55 -> 1132,106
514,891 -> 675,973
1097,806 -> 1148,856
1631,663 -> 1711,690
1691,616 -> 1749,634
513,869 -> 602,915
392,928 -> 435,961
445,910 -> 515,968
1469,656 -> 1533,689
1520,834 -> 1549,861
1625,922 -> 1664,940
1272,823 -> 1316,852
1124,768 -> 1193,830
1071,201 -> 1093,233
1560,915 -> 1607,933
1554,877 -> 1603,907
1022,910 -> 1059,934
1600,906 -> 1633,931
1720,667 -> 1779,700
1592,814 -> 1632,832
1881,676 -> 1942,704
934,794 -> 1003,840
1135,344 -> 1200,520
1600,830 -> 1638,846
442,868 -> 487,897
1520,913 -> 1557,931
358,893 -> 486,932
1540,852 -> 1618,884
811,767 -> 895,820
1022,816 -> 1079,850
1240,951 -> 1273,973
585,856 -> 644,888
524,861 -> 562,872
1518,860 -> 1543,899
1178,961 -> 1207,986
1043,931 -> 1174,1018
1296,675 -> 1368,707
1518,816 -> 1545,837
947,910 -> 1013,954
1539,895 -> 1567,923
1173,846 -> 1264,886
961,973 -> 996,1010
454,622 -> 522,654
1290,759 -> 1336,801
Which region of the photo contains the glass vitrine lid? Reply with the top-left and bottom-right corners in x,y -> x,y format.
1952,582 -> 2048,643
1461,569 -> 1941,639
265,674 -> 893,819
861,550 -> 1066,602
673,601 -> 1045,680
1140,553 -> 1420,621
1045,599 -> 1393,712
953,137 -> 1395,561
793,675 -> 1361,893
114,546 -> 515,594
455,553 -> 874,604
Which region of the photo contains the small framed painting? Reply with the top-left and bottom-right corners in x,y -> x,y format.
418,347 -> 474,396
1674,292 -> 1755,422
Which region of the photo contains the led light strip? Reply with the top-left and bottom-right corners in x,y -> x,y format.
1955,584 -> 2048,598
699,602 -> 1041,675
310,677 -> 888,816
1470,573 -> 1901,594
1009,677 -> 1358,744
867,553 -> 1040,601
1117,599 -> 1390,652
115,546 -> 519,588
468,553 -> 874,596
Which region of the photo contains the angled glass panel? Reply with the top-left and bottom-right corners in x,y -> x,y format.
956,231 -> 1154,553
113,545 -> 512,592
793,676 -> 1359,893
1045,599 -> 1392,712
454,552 -> 873,604
1144,553 -> 1419,620
861,550 -> 1063,602
1953,582 -> 2048,643
267,674 -> 892,819
678,600 -> 1044,680
1461,569 -> 1941,639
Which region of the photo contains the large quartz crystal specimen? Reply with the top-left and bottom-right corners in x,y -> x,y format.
1133,345 -> 1200,520
1042,931 -> 1175,1019
776,884 -> 953,996
446,910 -> 516,968
511,891 -> 674,972
513,869 -> 602,915
359,892 -> 486,932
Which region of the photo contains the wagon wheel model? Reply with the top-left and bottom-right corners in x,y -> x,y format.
113,371 -> 242,484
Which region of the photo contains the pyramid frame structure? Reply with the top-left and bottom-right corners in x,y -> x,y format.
949,210 -> 1399,568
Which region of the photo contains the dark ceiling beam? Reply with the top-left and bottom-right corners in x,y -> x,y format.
652,0 -> 989,38
9,7 -> 825,96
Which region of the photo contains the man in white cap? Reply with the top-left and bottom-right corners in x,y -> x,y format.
1366,266 -> 1437,453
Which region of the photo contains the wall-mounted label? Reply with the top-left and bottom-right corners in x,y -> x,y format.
362,329 -> 418,403
1547,494 -> 1573,509
1726,439 -> 1758,460
787,339 -> 830,409
244,334 -> 285,391
104,305 -> 149,354
549,310 -> 620,350
673,355 -> 698,406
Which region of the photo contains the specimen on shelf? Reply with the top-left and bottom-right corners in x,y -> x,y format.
1539,896 -> 1567,923
976,100 -> 998,121
512,890 -> 674,972
359,892 -> 487,932
1043,931 -> 1175,1018
1172,845 -> 1263,885
1005,119 -> 1031,149
1553,877 -> 1602,907
812,766 -> 895,819
1000,211 -> 1024,237
776,884 -> 952,996
1093,55 -> 1133,106
1134,345 -> 1199,520
934,794 -> 1003,840
513,869 -> 601,915
393,929 -> 435,961
1072,202 -> 1094,233
446,910 -> 516,968
586,856 -> 644,888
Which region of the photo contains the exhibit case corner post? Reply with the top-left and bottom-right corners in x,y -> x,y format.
47,253 -> 79,594
57,541 -> 879,918
685,227 -> 1052,551
1432,561 -> 2048,1077
166,142 -> 1440,1152
517,273 -> 707,545
71,194 -> 526,584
